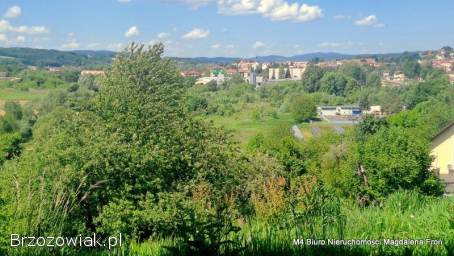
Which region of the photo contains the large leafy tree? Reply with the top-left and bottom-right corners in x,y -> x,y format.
0,44 -> 244,244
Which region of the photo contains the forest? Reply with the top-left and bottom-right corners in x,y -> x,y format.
0,44 -> 453,256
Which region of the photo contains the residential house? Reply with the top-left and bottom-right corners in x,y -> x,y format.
268,68 -> 285,80
180,70 -> 201,78
364,105 -> 384,117
381,71 -> 407,87
245,71 -> 264,88
431,122 -> 454,193
361,58 -> 380,67
237,60 -> 257,72
289,67 -> 305,80
195,77 -> 214,85
317,61 -> 341,69
291,61 -> 308,68
432,60 -> 454,73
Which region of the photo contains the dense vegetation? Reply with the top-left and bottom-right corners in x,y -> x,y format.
0,47 -> 114,68
0,44 -> 453,256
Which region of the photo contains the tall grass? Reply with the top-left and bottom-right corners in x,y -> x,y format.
4,191 -> 453,256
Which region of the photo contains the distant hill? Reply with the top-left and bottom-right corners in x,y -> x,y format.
171,53 -> 354,64
172,57 -> 240,64
170,52 -> 417,64
0,47 -> 115,68
0,47 -> 424,68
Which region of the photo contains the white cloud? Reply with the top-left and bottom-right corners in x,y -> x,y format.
11,25 -> 49,34
162,0 -> 323,22
253,41 -> 265,49
333,15 -> 350,20
0,19 -> 49,35
87,43 -> 101,48
182,28 -> 209,39
0,33 -> 7,42
157,32 -> 170,39
61,41 -> 80,49
107,43 -> 124,51
118,0 -> 132,3
125,26 -> 140,37
355,15 -> 384,27
225,44 -> 235,49
161,0 -> 213,9
318,42 -> 341,48
317,41 -> 361,49
0,20 -> 10,32
211,43 -> 222,49
218,0 -> 323,22
4,6 -> 21,19
16,35 -> 25,42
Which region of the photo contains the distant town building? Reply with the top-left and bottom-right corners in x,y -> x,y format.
195,77 -> 215,85
237,60 -> 257,73
432,60 -> 454,72
195,69 -> 227,85
317,106 -> 337,117
291,61 -> 308,68
180,70 -> 201,78
268,68 -> 281,80
317,105 -> 362,124
317,61 -> 341,69
364,105 -> 384,117
225,68 -> 238,75
361,58 -> 381,67
336,105 -> 362,116
289,67 -> 305,80
317,105 -> 362,117
81,70 -> 105,76
245,71 -> 264,88
268,68 -> 287,80
381,71 -> 407,87
48,67 -> 64,72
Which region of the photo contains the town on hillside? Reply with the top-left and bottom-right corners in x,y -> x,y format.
179,47 -> 454,88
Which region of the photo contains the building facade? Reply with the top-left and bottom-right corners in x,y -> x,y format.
431,122 -> 454,193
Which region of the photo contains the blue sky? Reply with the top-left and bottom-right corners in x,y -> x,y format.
0,0 -> 453,57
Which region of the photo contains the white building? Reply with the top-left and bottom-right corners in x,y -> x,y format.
318,105 -> 362,117
336,105 -> 362,116
317,106 -> 337,116
289,67 -> 305,80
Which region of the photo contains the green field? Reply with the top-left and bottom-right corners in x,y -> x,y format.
204,111 -> 294,144
0,88 -> 51,101
203,110 -> 354,145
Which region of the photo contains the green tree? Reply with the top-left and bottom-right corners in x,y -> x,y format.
402,60 -> 421,79
320,72 -> 355,96
4,102 -> 23,120
0,44 -> 245,249
339,63 -> 366,86
290,95 -> 316,122
302,65 -> 325,92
